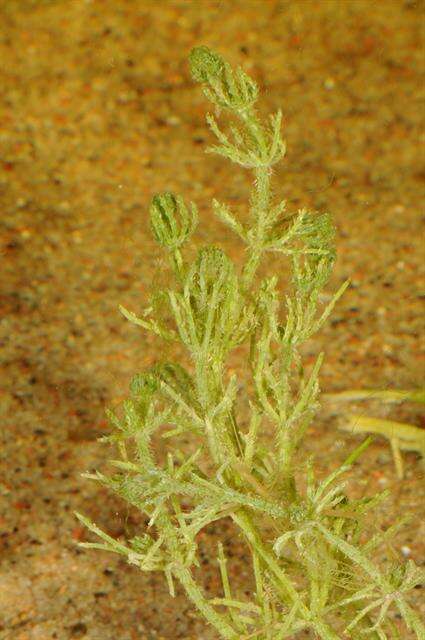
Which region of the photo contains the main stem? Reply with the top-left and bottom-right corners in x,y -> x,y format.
242,165 -> 271,290
232,510 -> 340,640
180,105 -> 337,639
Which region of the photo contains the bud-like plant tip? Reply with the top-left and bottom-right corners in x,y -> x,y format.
189,46 -> 224,83
150,192 -> 197,250
150,192 -> 178,245
130,372 -> 159,397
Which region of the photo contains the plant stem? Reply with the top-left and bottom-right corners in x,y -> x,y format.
276,429 -> 297,500
172,247 -> 184,282
396,598 -> 425,639
159,513 -> 238,639
175,565 -> 239,639
242,165 -> 271,290
232,510 -> 340,640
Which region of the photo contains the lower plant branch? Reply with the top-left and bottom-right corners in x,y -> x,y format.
174,565 -> 239,639
232,510 -> 340,640
158,513 -> 238,639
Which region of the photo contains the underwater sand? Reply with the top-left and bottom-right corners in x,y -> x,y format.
1,1 -> 424,638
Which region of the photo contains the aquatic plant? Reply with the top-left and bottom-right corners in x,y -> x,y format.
76,47 -> 424,639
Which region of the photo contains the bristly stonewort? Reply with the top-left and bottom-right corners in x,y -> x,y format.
77,47 -> 424,640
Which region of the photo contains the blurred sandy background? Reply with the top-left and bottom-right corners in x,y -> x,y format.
0,1 -> 424,638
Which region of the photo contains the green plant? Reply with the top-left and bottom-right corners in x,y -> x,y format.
76,47 -> 424,639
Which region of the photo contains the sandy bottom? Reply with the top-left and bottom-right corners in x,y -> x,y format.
1,1 -> 423,638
